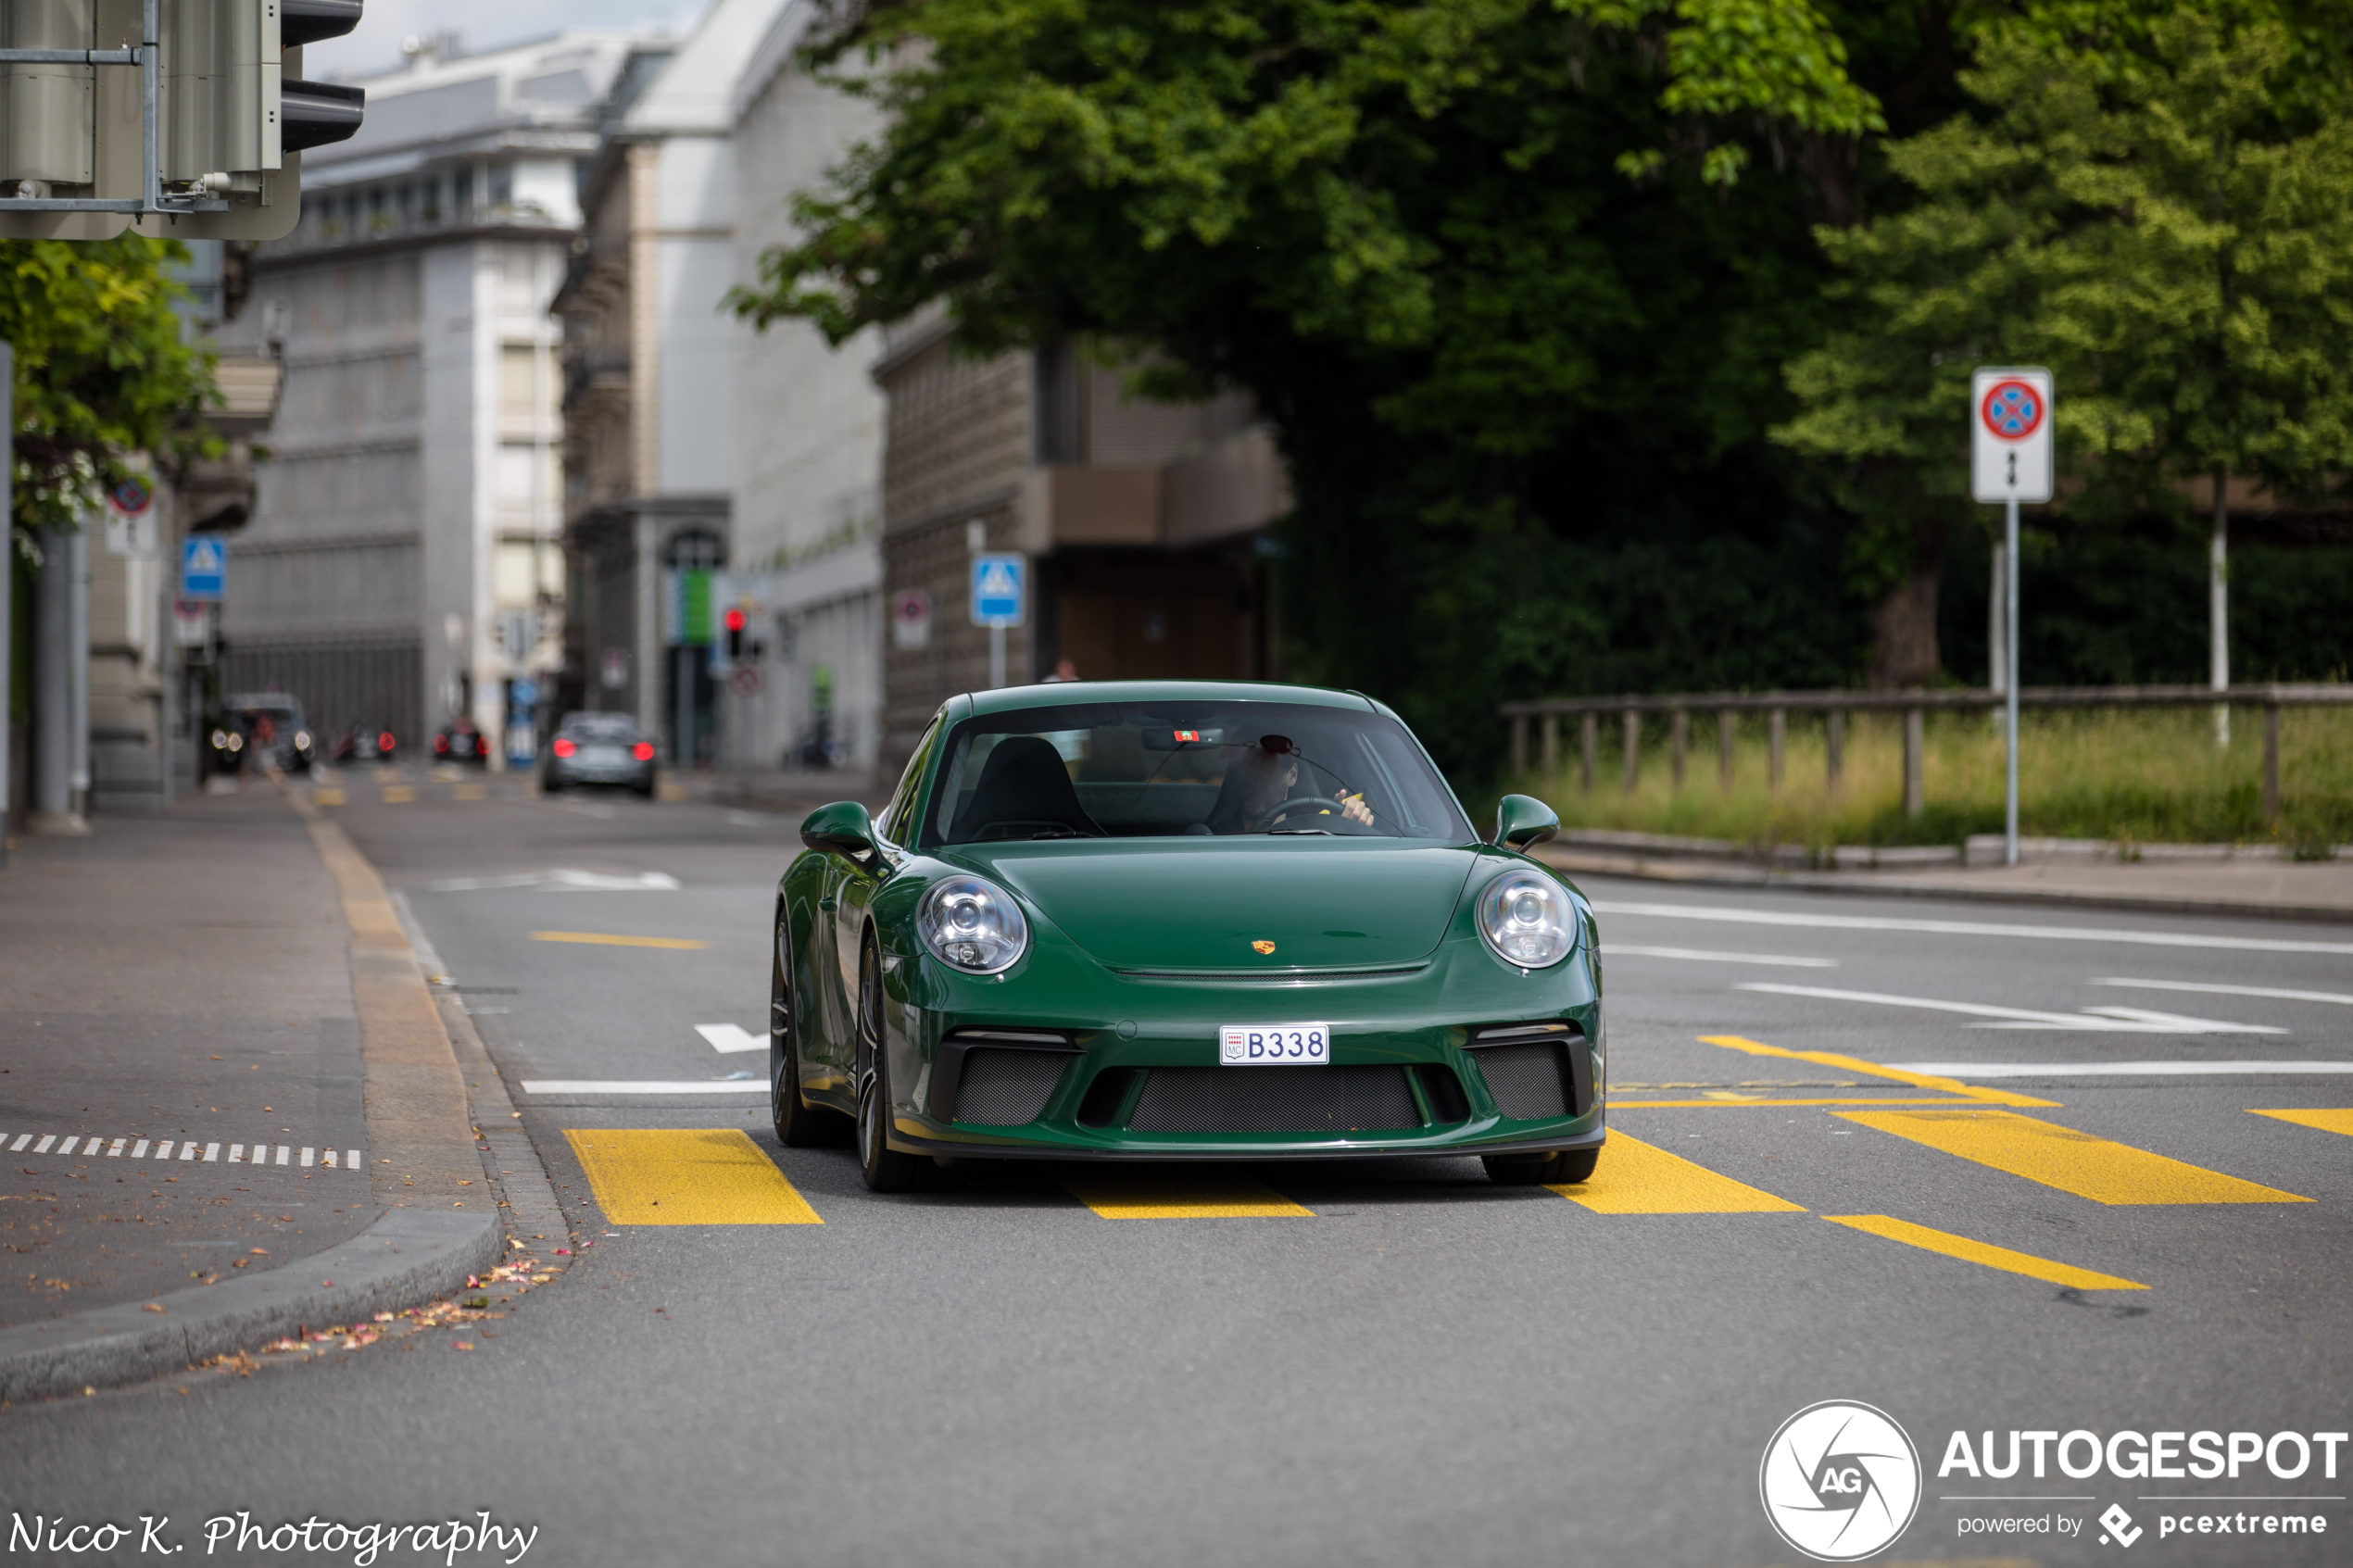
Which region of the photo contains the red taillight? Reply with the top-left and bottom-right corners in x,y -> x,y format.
434,735 -> 448,753
632,742 -> 656,761
552,738 -> 576,758
475,736 -> 489,755
379,732 -> 395,750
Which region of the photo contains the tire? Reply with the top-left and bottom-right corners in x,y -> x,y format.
855,937 -> 930,1192
771,918 -> 848,1148
1483,1146 -> 1602,1186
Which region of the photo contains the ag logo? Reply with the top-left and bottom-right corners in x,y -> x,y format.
1759,1400 -> 1922,1562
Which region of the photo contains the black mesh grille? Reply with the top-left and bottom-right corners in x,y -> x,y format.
1469,1041 -> 1572,1120
1126,1067 -> 1423,1134
952,1048 -> 1070,1125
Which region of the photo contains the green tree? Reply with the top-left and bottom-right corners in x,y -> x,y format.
1776,12 -> 2353,691
4,235 -> 216,553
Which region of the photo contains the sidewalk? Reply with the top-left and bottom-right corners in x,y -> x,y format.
0,778 -> 503,1398
1538,832 -> 2353,924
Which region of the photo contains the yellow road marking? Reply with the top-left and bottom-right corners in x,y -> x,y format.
313,787 -> 346,806
1835,1109 -> 2309,1206
1060,1170 -> 1311,1219
454,783 -> 485,801
381,785 -> 416,804
1616,1097 -> 1990,1110
2249,1108 -> 2353,1137
1701,1035 -> 2059,1109
565,1129 -> 821,1224
659,783 -> 689,802
531,931 -> 711,949
1551,1133 -> 1806,1214
1824,1214 -> 2147,1291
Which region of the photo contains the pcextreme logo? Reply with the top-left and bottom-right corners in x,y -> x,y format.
1760,1400 -> 1924,1562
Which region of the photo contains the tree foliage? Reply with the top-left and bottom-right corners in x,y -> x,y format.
2,236 -> 215,552
1778,12 -> 2353,537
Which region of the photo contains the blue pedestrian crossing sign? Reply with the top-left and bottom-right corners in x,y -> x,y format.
970,552 -> 1026,628
181,535 -> 227,601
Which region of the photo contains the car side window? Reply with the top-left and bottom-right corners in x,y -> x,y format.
875,716 -> 942,847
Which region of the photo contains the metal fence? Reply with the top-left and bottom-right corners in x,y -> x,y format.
1500,684 -> 2353,823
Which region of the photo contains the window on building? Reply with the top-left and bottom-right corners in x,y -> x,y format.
501,345 -> 539,420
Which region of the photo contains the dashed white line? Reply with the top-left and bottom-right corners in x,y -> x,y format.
1894,1060 -> 2353,1078
1736,982 -> 2285,1035
695,1023 -> 766,1054
1593,899 -> 2353,957
1602,945 -> 1837,968
2094,977 -> 2353,1007
522,1079 -> 769,1095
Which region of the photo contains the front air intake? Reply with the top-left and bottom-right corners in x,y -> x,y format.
951,1048 -> 1070,1126
1466,1023 -> 1589,1120
1125,1066 -> 1422,1134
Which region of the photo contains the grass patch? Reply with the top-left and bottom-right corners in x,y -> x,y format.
1495,705 -> 2353,852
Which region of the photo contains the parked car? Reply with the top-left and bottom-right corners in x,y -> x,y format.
332,724 -> 398,763
221,693 -> 315,773
432,718 -> 492,764
204,712 -> 249,775
544,711 -> 657,797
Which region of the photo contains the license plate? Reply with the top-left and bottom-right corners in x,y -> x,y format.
1218,1022 -> 1330,1066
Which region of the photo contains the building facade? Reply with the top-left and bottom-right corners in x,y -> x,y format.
556,0 -> 787,765
217,32 -> 641,762
874,318 -> 1293,771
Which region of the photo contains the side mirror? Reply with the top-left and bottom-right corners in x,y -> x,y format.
1492,793 -> 1559,851
800,800 -> 876,859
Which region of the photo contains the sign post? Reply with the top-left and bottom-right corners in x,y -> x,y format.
1970,368 -> 2053,869
970,553 -> 1026,689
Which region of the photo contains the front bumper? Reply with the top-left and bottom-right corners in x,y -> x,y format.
872,936 -> 1605,1162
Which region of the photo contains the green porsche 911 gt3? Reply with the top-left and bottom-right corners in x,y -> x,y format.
771,680 -> 1605,1192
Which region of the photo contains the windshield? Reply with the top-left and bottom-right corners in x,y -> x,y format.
920,700 -> 1472,845
560,713 -> 640,740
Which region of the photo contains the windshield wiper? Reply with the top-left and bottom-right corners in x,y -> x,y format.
1266,826 -> 1335,836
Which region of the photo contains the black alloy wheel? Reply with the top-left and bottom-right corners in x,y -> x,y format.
855,938 -> 930,1192
771,917 -> 848,1148
1482,1146 -> 1602,1186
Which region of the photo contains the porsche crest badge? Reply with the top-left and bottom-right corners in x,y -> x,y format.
1251,939 -> 1277,955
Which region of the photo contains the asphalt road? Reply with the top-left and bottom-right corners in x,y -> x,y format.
6,766 -> 2349,1567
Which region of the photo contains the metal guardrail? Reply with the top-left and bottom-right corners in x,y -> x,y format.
1502,684 -> 2353,823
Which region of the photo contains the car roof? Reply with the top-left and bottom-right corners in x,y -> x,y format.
227,694 -> 300,710
961,679 -> 1376,720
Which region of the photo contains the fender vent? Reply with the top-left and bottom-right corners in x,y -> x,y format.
1126,1066 -> 1422,1134
952,1048 -> 1070,1126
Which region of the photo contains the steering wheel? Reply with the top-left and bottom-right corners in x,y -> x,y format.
1263,796 -> 1359,827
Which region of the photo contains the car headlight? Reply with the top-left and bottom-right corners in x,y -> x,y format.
295,731 -> 311,750
1477,869 -> 1576,969
918,875 -> 1029,973
210,729 -> 228,748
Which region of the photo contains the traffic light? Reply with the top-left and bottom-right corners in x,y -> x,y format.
724,607 -> 747,666
0,0 -> 366,241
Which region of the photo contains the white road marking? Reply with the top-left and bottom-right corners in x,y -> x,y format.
302,1148 -> 314,1166
229,1145 -> 245,1162
695,1023 -> 766,1054
2094,977 -> 2353,1007
724,810 -> 770,828
1592,899 -> 2353,957
155,1141 -> 172,1158
1894,1060 -> 2353,1078
349,1149 -> 361,1168
202,1143 -> 219,1161
32,1135 -> 54,1153
108,1138 -> 126,1157
132,1140 -> 148,1158
6,1128 -> 364,1169
1736,982 -> 2285,1034
521,1079 -> 770,1095
425,868 -> 680,893
277,1144 -> 291,1165
7,1135 -> 25,1150
1602,944 -> 1837,968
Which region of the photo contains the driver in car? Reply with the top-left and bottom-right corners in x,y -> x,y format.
1204,737 -> 1376,833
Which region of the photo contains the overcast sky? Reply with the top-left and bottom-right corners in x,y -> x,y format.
306,0 -> 711,80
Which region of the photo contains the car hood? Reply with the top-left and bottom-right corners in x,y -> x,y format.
942,838 -> 1481,972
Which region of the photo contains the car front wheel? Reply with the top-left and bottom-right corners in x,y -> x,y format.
1482,1147 -> 1601,1186
855,939 -> 930,1192
772,921 -> 848,1148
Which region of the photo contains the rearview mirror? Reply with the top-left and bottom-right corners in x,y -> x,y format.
1492,793 -> 1559,851
800,800 -> 876,859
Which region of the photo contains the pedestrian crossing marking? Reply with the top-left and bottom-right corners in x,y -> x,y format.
2248,1108 -> 2353,1137
3,1133 -> 357,1167
1551,1134 -> 1806,1214
1823,1214 -> 2147,1291
566,1129 -> 822,1225
382,785 -> 416,804
1700,1035 -> 2060,1109
1834,1110 -> 2309,1206
1060,1170 -> 1312,1219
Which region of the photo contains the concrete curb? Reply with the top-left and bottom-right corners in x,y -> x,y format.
1539,848 -> 2353,926
0,1210 -> 499,1403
